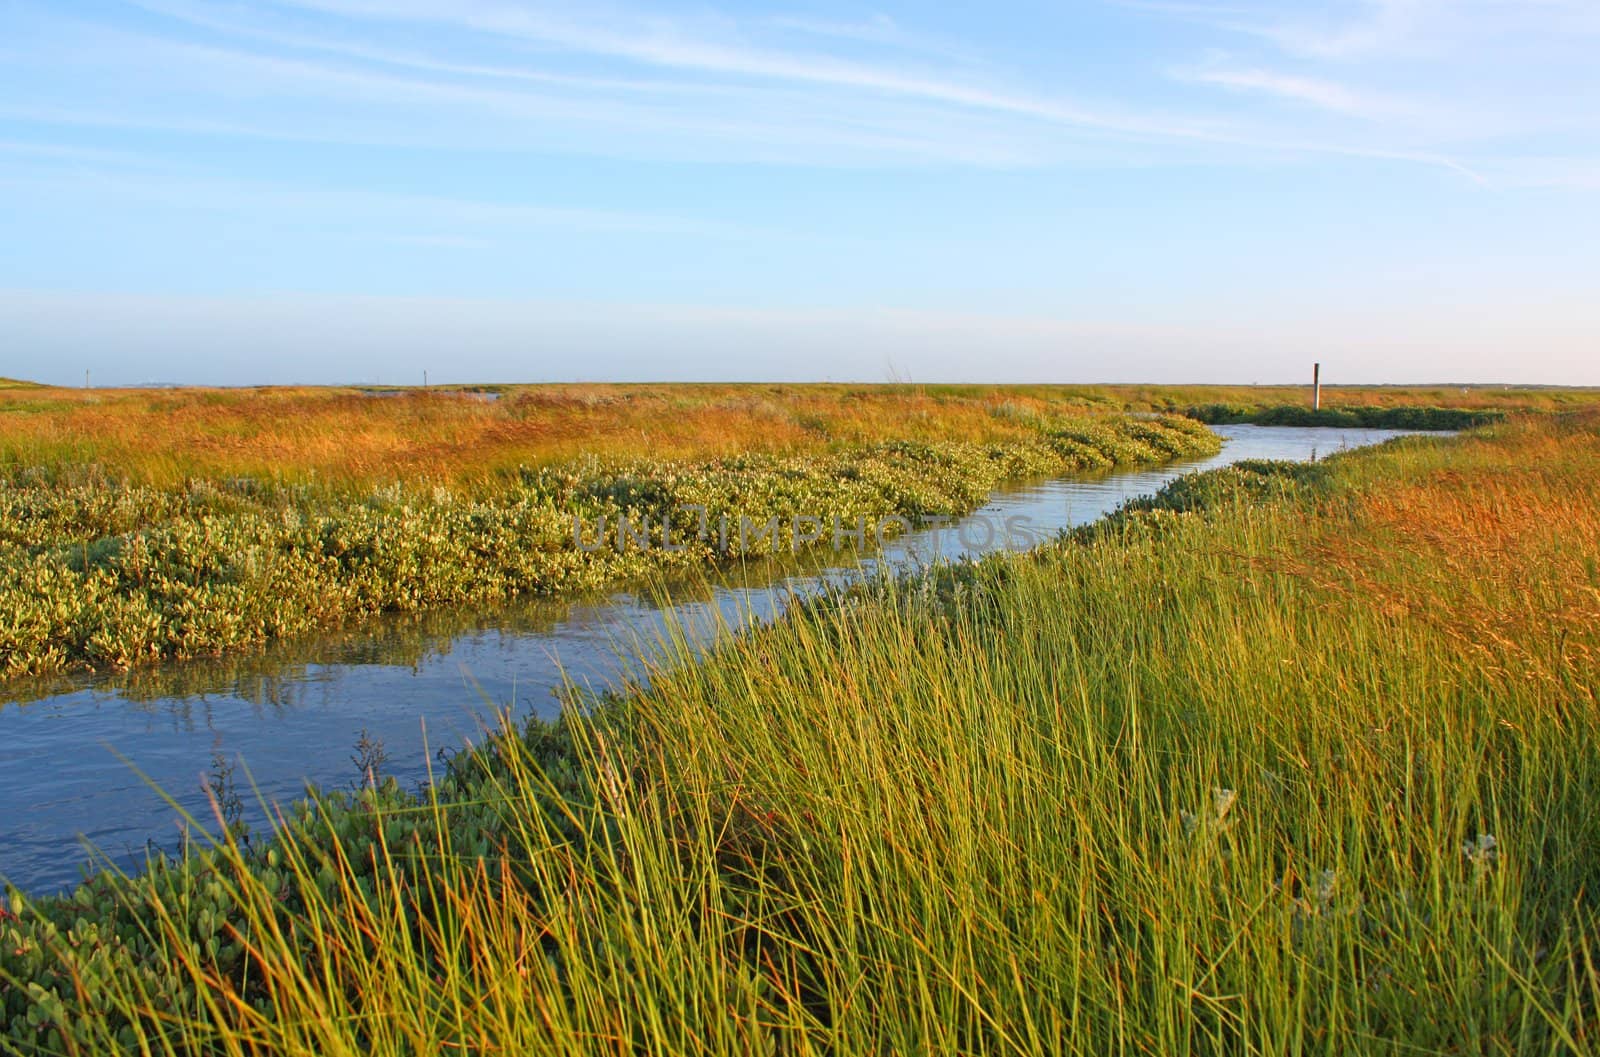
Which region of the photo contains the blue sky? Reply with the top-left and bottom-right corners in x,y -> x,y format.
2,0 -> 1597,386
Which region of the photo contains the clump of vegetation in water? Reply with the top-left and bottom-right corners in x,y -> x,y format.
0,414 -> 1219,679
3,411 -> 1598,1054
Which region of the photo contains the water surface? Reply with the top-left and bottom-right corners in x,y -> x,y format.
0,426 -> 1435,892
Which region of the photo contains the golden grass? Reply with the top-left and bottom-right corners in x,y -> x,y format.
5,382 -> 1597,489
0,385 -> 1070,487
1279,413 -> 1600,695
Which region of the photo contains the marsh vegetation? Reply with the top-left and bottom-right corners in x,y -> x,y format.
0,407 -> 1217,678
3,400 -> 1597,1054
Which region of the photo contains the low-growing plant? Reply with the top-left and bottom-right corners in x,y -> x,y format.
0,415 -> 1220,681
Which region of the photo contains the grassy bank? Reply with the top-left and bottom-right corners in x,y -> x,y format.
5,411 -> 1597,1054
0,414 -> 1218,679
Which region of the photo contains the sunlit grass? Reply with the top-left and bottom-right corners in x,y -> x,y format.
3,381 -> 1594,489
4,412 -> 1599,1054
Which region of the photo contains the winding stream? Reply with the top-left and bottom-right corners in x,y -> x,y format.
0,425 -> 1433,893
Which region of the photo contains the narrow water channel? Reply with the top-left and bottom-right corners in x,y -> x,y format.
0,425 -> 1434,893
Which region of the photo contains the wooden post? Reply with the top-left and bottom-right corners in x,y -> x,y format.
1312,363 -> 1321,411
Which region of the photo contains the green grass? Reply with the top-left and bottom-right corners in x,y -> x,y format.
5,411 -> 1598,1054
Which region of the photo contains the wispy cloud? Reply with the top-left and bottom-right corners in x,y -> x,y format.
129,0 -> 702,95
1258,0 -> 1433,61
1178,66 -> 1421,122
764,12 -> 981,64
1475,156 -> 1600,192
1123,0 -> 1600,59
1113,0 -> 1439,60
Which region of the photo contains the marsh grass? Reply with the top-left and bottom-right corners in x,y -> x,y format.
0,384 -> 1134,489
2,382 -> 1592,489
5,413 -> 1600,1054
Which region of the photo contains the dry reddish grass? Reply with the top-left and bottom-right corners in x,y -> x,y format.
1290,414 -> 1600,693
0,384 -> 1065,486
3,381 -> 1597,489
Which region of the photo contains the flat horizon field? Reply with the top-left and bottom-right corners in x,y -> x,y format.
4,379 -> 1594,485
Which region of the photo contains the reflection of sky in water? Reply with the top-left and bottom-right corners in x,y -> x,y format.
0,426 -> 1436,893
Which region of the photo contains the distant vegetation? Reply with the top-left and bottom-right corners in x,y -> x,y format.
1184,403 -> 1500,429
0,383 -> 1153,488
0,413 -> 1218,678
4,410 -> 1596,1054
2,382 -> 1589,488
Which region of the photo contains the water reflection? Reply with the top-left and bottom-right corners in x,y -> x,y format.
0,426 -> 1438,893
